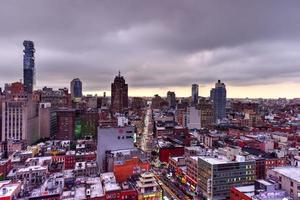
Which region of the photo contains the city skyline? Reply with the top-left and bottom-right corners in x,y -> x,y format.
1,1 -> 300,98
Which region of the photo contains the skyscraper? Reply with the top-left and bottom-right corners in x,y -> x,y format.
210,80 -> 227,122
191,84 -> 199,105
23,40 -> 35,93
167,91 -> 176,108
70,78 -> 82,100
111,71 -> 128,113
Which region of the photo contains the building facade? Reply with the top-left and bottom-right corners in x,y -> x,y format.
55,109 -> 75,140
1,98 -> 39,145
167,91 -> 176,108
198,156 -> 256,200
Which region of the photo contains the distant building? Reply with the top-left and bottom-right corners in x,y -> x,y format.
167,91 -> 176,108
198,99 -> 214,128
55,109 -> 75,140
186,106 -> 201,130
111,72 -> 128,113
23,40 -> 35,93
192,84 -> 199,105
131,97 -> 145,112
70,78 -> 82,100
151,94 -> 168,109
97,126 -> 135,172
210,80 -> 227,122
38,102 -> 56,139
38,87 -> 71,108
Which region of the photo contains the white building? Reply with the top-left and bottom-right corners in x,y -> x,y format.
97,126 -> 135,172
186,106 -> 201,130
267,166 -> 300,200
1,98 -> 38,144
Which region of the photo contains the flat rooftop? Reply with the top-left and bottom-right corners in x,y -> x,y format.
198,156 -> 231,165
272,166 -> 300,182
0,183 -> 20,198
234,185 -> 255,198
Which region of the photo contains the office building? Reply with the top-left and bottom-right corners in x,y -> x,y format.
23,40 -> 35,93
111,71 -> 128,113
167,91 -> 176,108
192,84 -> 199,105
1,98 -> 39,145
210,80 -> 227,122
198,156 -> 256,200
70,78 -> 82,100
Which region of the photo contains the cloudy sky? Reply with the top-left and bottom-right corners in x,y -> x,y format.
0,0 -> 300,98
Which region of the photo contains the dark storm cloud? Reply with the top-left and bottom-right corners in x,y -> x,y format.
0,0 -> 300,92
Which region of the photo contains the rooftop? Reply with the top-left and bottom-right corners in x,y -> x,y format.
0,182 -> 20,197
234,185 -> 254,198
272,166 -> 300,182
198,156 -> 231,165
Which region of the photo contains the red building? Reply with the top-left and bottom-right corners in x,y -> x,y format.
56,109 -> 75,140
113,157 -> 150,182
52,152 -> 76,170
76,152 -> 96,162
230,186 -> 253,200
255,157 -> 287,179
159,146 -> 184,163
64,153 -> 76,169
0,159 -> 12,179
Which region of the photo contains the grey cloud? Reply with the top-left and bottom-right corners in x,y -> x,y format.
0,0 -> 300,94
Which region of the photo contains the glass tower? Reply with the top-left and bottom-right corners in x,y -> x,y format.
23,40 -> 35,93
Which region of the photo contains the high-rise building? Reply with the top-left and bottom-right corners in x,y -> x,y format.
23,40 -> 35,93
210,80 -> 226,122
167,91 -> 176,108
1,98 -> 39,144
191,84 -> 199,105
70,78 -> 82,100
111,71 -> 128,113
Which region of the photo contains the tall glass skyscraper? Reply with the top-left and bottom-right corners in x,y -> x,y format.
70,78 -> 83,99
23,40 -> 35,93
191,84 -> 199,105
210,80 -> 226,122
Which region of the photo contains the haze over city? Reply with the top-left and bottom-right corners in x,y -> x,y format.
1,0 -> 300,98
